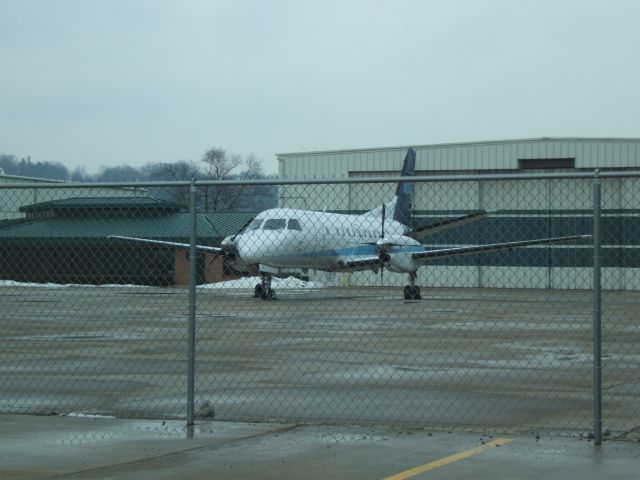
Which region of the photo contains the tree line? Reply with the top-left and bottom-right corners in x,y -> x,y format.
0,148 -> 277,212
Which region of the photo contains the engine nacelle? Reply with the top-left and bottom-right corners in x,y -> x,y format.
377,234 -> 419,250
385,253 -> 420,273
378,235 -> 422,273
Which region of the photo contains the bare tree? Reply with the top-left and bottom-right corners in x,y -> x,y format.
148,160 -> 201,205
70,165 -> 88,182
240,154 -> 264,180
224,153 -> 274,210
200,147 -> 243,211
201,147 -> 241,179
97,164 -> 144,182
200,149 -> 276,211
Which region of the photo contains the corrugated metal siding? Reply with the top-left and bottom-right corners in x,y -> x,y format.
278,138 -> 640,178
277,141 -> 640,291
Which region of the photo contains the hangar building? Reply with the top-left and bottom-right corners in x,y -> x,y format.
0,197 -> 254,285
276,138 -> 640,290
0,170 -> 147,220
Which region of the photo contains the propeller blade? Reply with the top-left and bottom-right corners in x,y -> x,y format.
231,216 -> 255,241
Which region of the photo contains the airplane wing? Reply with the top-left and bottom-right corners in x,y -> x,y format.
410,210 -> 488,239
108,235 -> 223,255
412,234 -> 592,263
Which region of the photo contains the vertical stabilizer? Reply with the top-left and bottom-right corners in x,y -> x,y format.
393,148 -> 415,228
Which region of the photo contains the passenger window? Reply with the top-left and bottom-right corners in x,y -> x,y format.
288,219 -> 302,231
263,219 -> 286,230
247,219 -> 263,230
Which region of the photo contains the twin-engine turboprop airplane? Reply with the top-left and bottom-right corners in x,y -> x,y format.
111,148 -> 590,300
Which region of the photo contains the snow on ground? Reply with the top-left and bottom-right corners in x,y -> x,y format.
0,277 -> 324,290
0,280 -> 148,289
63,412 -> 116,419
199,276 -> 324,290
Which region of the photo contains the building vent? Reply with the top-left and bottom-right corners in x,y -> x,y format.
518,158 -> 575,169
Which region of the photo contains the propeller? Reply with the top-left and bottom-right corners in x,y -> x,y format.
360,203 -> 393,285
217,215 -> 256,266
231,216 -> 255,241
377,204 -> 391,264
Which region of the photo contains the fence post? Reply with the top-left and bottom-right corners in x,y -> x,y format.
187,179 -> 197,439
592,170 -> 602,445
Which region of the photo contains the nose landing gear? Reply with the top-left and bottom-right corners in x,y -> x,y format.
403,271 -> 422,300
254,272 -> 277,300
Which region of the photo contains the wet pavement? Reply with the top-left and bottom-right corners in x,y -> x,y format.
2,285 -> 640,478
1,414 -> 639,480
4,285 -> 640,435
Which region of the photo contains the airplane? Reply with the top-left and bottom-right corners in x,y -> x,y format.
111,148 -> 591,300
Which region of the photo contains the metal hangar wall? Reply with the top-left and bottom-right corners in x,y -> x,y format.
276,138 -> 640,290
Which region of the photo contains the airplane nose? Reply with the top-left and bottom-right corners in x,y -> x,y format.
221,235 -> 239,260
236,235 -> 256,263
221,235 -> 235,248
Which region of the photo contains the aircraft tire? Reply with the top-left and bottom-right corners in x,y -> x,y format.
414,286 -> 422,300
254,284 -> 265,298
403,285 -> 411,300
261,288 -> 277,301
404,285 -> 421,300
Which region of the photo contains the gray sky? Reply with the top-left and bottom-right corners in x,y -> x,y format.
1,0 -> 639,175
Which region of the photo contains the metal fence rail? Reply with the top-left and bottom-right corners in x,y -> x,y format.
1,172 -> 639,442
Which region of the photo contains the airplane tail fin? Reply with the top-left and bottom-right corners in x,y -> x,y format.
363,147 -> 415,230
392,147 -> 415,228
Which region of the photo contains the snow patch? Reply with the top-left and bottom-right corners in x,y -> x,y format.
199,276 -> 324,290
0,280 -> 149,288
64,412 -> 116,419
0,277 -> 323,290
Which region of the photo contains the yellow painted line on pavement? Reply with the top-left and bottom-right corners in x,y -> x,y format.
382,437 -> 513,480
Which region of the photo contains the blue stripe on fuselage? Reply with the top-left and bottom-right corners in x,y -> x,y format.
298,244 -> 425,258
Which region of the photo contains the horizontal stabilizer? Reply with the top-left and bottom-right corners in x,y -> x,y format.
411,210 -> 488,239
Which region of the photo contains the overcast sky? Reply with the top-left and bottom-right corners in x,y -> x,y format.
1,0 -> 639,175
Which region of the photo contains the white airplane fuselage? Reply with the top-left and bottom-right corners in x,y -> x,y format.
222,207 -> 423,274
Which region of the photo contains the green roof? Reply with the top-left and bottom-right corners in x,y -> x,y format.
0,211 -> 256,246
200,212 -> 256,238
20,196 -> 184,214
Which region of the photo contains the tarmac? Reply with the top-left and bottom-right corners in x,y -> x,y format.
2,284 -> 640,478
3,285 -> 639,434
1,414 -> 639,480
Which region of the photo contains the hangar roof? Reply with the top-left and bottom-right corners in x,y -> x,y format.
20,197 -> 185,219
0,172 -> 67,184
276,137 -> 640,177
276,137 -> 640,157
20,196 -> 182,211
0,196 -> 256,246
0,213 -> 253,243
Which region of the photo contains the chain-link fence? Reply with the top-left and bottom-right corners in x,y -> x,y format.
0,172 -> 638,440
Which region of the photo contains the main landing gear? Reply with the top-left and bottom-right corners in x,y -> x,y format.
254,272 -> 277,300
403,271 -> 422,300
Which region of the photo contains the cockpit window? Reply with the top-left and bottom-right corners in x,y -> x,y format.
288,219 -> 302,231
263,219 -> 286,230
247,219 -> 263,230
